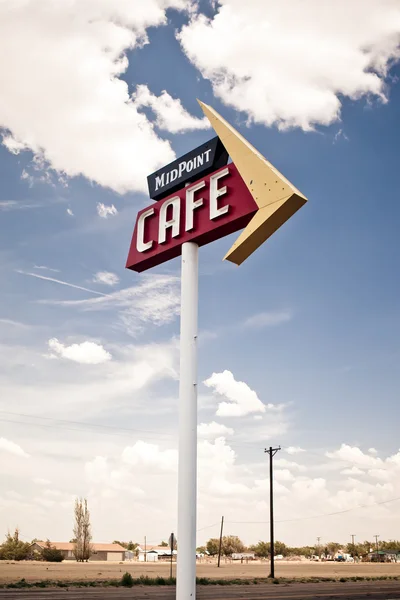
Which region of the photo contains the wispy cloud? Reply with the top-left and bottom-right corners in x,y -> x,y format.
0,200 -> 43,211
41,274 -> 180,336
34,265 -> 60,273
93,271 -> 120,286
97,203 -> 118,218
16,270 -> 107,297
0,437 -> 29,458
0,318 -> 29,329
243,310 -> 293,329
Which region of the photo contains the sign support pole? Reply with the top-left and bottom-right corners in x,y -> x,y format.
176,241 -> 198,600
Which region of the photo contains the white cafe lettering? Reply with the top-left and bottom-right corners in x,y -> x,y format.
137,168 -> 230,252
154,148 -> 213,191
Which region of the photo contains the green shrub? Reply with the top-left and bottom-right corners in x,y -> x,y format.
121,572 -> 134,587
42,541 -> 64,562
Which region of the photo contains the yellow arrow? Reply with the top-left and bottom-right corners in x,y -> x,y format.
198,100 -> 307,266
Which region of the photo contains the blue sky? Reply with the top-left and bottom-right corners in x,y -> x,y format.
0,0 -> 400,548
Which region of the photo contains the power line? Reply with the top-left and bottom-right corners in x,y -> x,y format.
0,412 -> 266,450
226,494 -> 400,524
0,410 -> 172,437
196,523 -> 219,533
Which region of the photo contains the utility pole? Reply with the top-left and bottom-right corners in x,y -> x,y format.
316,537 -> 321,559
351,534 -> 355,546
144,536 -> 147,563
217,516 -> 224,568
374,535 -> 379,553
265,446 -> 281,578
170,533 -> 174,579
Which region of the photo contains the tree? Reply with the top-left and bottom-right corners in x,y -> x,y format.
160,541 -> 168,547
222,535 -> 245,556
325,542 -> 342,557
196,546 -> 206,554
42,540 -> 64,562
274,541 -> 287,556
250,541 -> 270,558
73,498 -> 93,562
0,529 -> 31,561
127,541 -> 138,551
206,538 -> 220,556
286,546 -> 314,558
380,540 -> 400,552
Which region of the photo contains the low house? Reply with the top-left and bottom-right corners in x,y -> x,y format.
368,550 -> 400,563
32,542 -> 126,562
137,545 -> 177,562
231,552 -> 255,561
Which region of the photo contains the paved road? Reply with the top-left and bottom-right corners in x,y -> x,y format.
1,582 -> 400,600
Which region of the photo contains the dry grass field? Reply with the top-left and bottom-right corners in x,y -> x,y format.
0,560 -> 399,584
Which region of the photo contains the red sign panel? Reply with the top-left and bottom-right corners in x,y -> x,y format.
126,164 -> 257,273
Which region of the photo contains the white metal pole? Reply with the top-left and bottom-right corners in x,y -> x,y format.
176,241 -> 198,600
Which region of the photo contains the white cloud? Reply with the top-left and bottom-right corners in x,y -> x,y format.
48,338 -> 112,364
244,310 -> 292,329
274,458 -> 307,472
43,275 -> 180,336
204,370 -> 269,416
286,446 -> 305,455
179,0 -> 400,130
274,468 -> 295,482
368,468 -> 390,481
0,199 -> 42,210
33,478 -> 51,486
369,447 -> 378,455
34,265 -> 60,273
333,128 -> 349,144
326,444 -> 382,468
0,438 -> 29,458
96,203 -> 118,218
93,271 -> 120,287
66,208 -> 74,216
122,441 -> 177,471
198,421 -> 234,438
0,319 -> 29,329
132,84 -> 210,133
341,466 -> 364,476
0,1 -> 193,193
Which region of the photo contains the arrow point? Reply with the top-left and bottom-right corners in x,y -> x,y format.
200,103 -> 308,265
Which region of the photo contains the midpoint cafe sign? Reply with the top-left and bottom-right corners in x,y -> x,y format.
147,136 -> 228,201
127,161 -> 257,273
126,101 -> 307,273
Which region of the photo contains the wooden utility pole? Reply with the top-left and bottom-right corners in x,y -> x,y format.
265,446 -> 281,578
170,533 -> 174,579
217,516 -> 224,568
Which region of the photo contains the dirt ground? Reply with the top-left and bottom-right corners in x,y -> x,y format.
0,560 -> 399,584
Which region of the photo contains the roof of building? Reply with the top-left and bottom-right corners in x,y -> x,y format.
34,542 -> 126,552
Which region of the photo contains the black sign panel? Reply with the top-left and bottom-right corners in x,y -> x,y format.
147,136 -> 229,202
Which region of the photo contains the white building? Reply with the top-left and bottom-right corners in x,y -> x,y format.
137,545 -> 177,562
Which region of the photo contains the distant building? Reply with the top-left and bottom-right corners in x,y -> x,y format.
231,552 -> 256,561
368,550 -> 400,563
31,542 -> 126,562
137,545 -> 177,562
